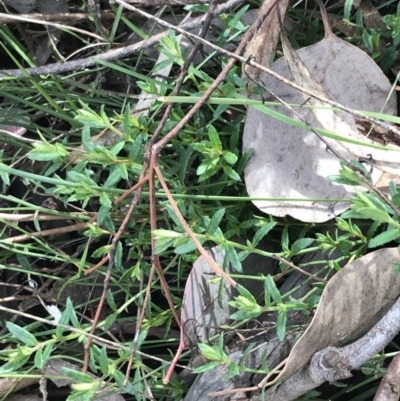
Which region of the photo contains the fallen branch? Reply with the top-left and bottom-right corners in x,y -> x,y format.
250,293 -> 400,400
0,0 -> 245,78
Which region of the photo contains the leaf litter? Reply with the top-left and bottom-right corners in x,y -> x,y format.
164,247 -> 236,384
268,245 -> 400,386
243,0 -> 398,223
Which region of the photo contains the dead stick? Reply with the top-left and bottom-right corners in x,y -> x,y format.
3,222 -> 88,243
123,0 -> 223,384
82,178 -> 145,373
154,165 -> 236,286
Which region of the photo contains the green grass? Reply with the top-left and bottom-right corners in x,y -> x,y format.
0,1 -> 400,400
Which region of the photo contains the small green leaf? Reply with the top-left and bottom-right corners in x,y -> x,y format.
344,0 -> 354,20
241,342 -> 257,364
392,193 -> 400,207
0,168 -> 10,186
352,207 -> 391,224
154,237 -> 176,255
291,238 -> 314,255
99,192 -> 111,208
368,229 -> 400,248
56,301 -> 73,338
6,322 -> 38,346
193,361 -> 220,373
153,229 -> 183,238
362,30 -> 373,53
226,245 -> 242,272
29,142 -> 69,161
222,151 -> 238,165
62,367 -> 95,383
277,310 -> 287,341
97,204 -> 111,225
265,275 -> 282,304
389,181 -> 398,197
104,166 -> 122,187
227,361 -> 240,379
42,343 -> 53,367
198,343 -> 221,361
106,290 -> 117,312
236,284 -> 257,304
81,125 -> 92,149
208,125 -> 222,152
364,192 -> 391,212
0,354 -> 30,374
34,348 -> 44,370
328,174 -> 361,186
382,14 -> 400,37
174,238 -> 197,254
223,166 -> 241,181
281,227 -> 289,251
338,240 -> 355,251
207,208 -> 225,235
102,314 -> 117,331
198,165 -> 219,182
253,222 -> 277,247
75,107 -> 106,128
99,347 -> 109,375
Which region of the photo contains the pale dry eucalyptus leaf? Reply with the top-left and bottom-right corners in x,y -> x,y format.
165,244 -> 276,384
281,3 -> 400,174
164,247 -> 235,383
242,1 -> 397,223
269,245 -> 400,385
0,377 -> 39,397
181,248 -> 234,347
243,0 -> 290,82
181,243 -> 276,347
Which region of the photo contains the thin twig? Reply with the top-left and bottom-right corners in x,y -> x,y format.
3,222 -> 88,243
123,0 -> 224,385
111,0 -> 400,138
0,212 -> 91,222
0,0 -> 245,78
0,12 -> 105,41
154,165 -> 236,286
114,175 -> 149,205
82,176 -> 145,372
272,254 -> 327,283
0,11 -> 115,24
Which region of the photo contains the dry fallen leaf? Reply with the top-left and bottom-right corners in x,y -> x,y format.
0,377 -> 39,398
164,248 -> 235,384
281,1 -> 400,174
268,245 -> 400,385
164,244 -> 276,384
242,0 -> 397,222
243,0 -> 290,82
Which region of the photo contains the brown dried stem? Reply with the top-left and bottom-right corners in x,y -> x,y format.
123,0 -> 222,384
